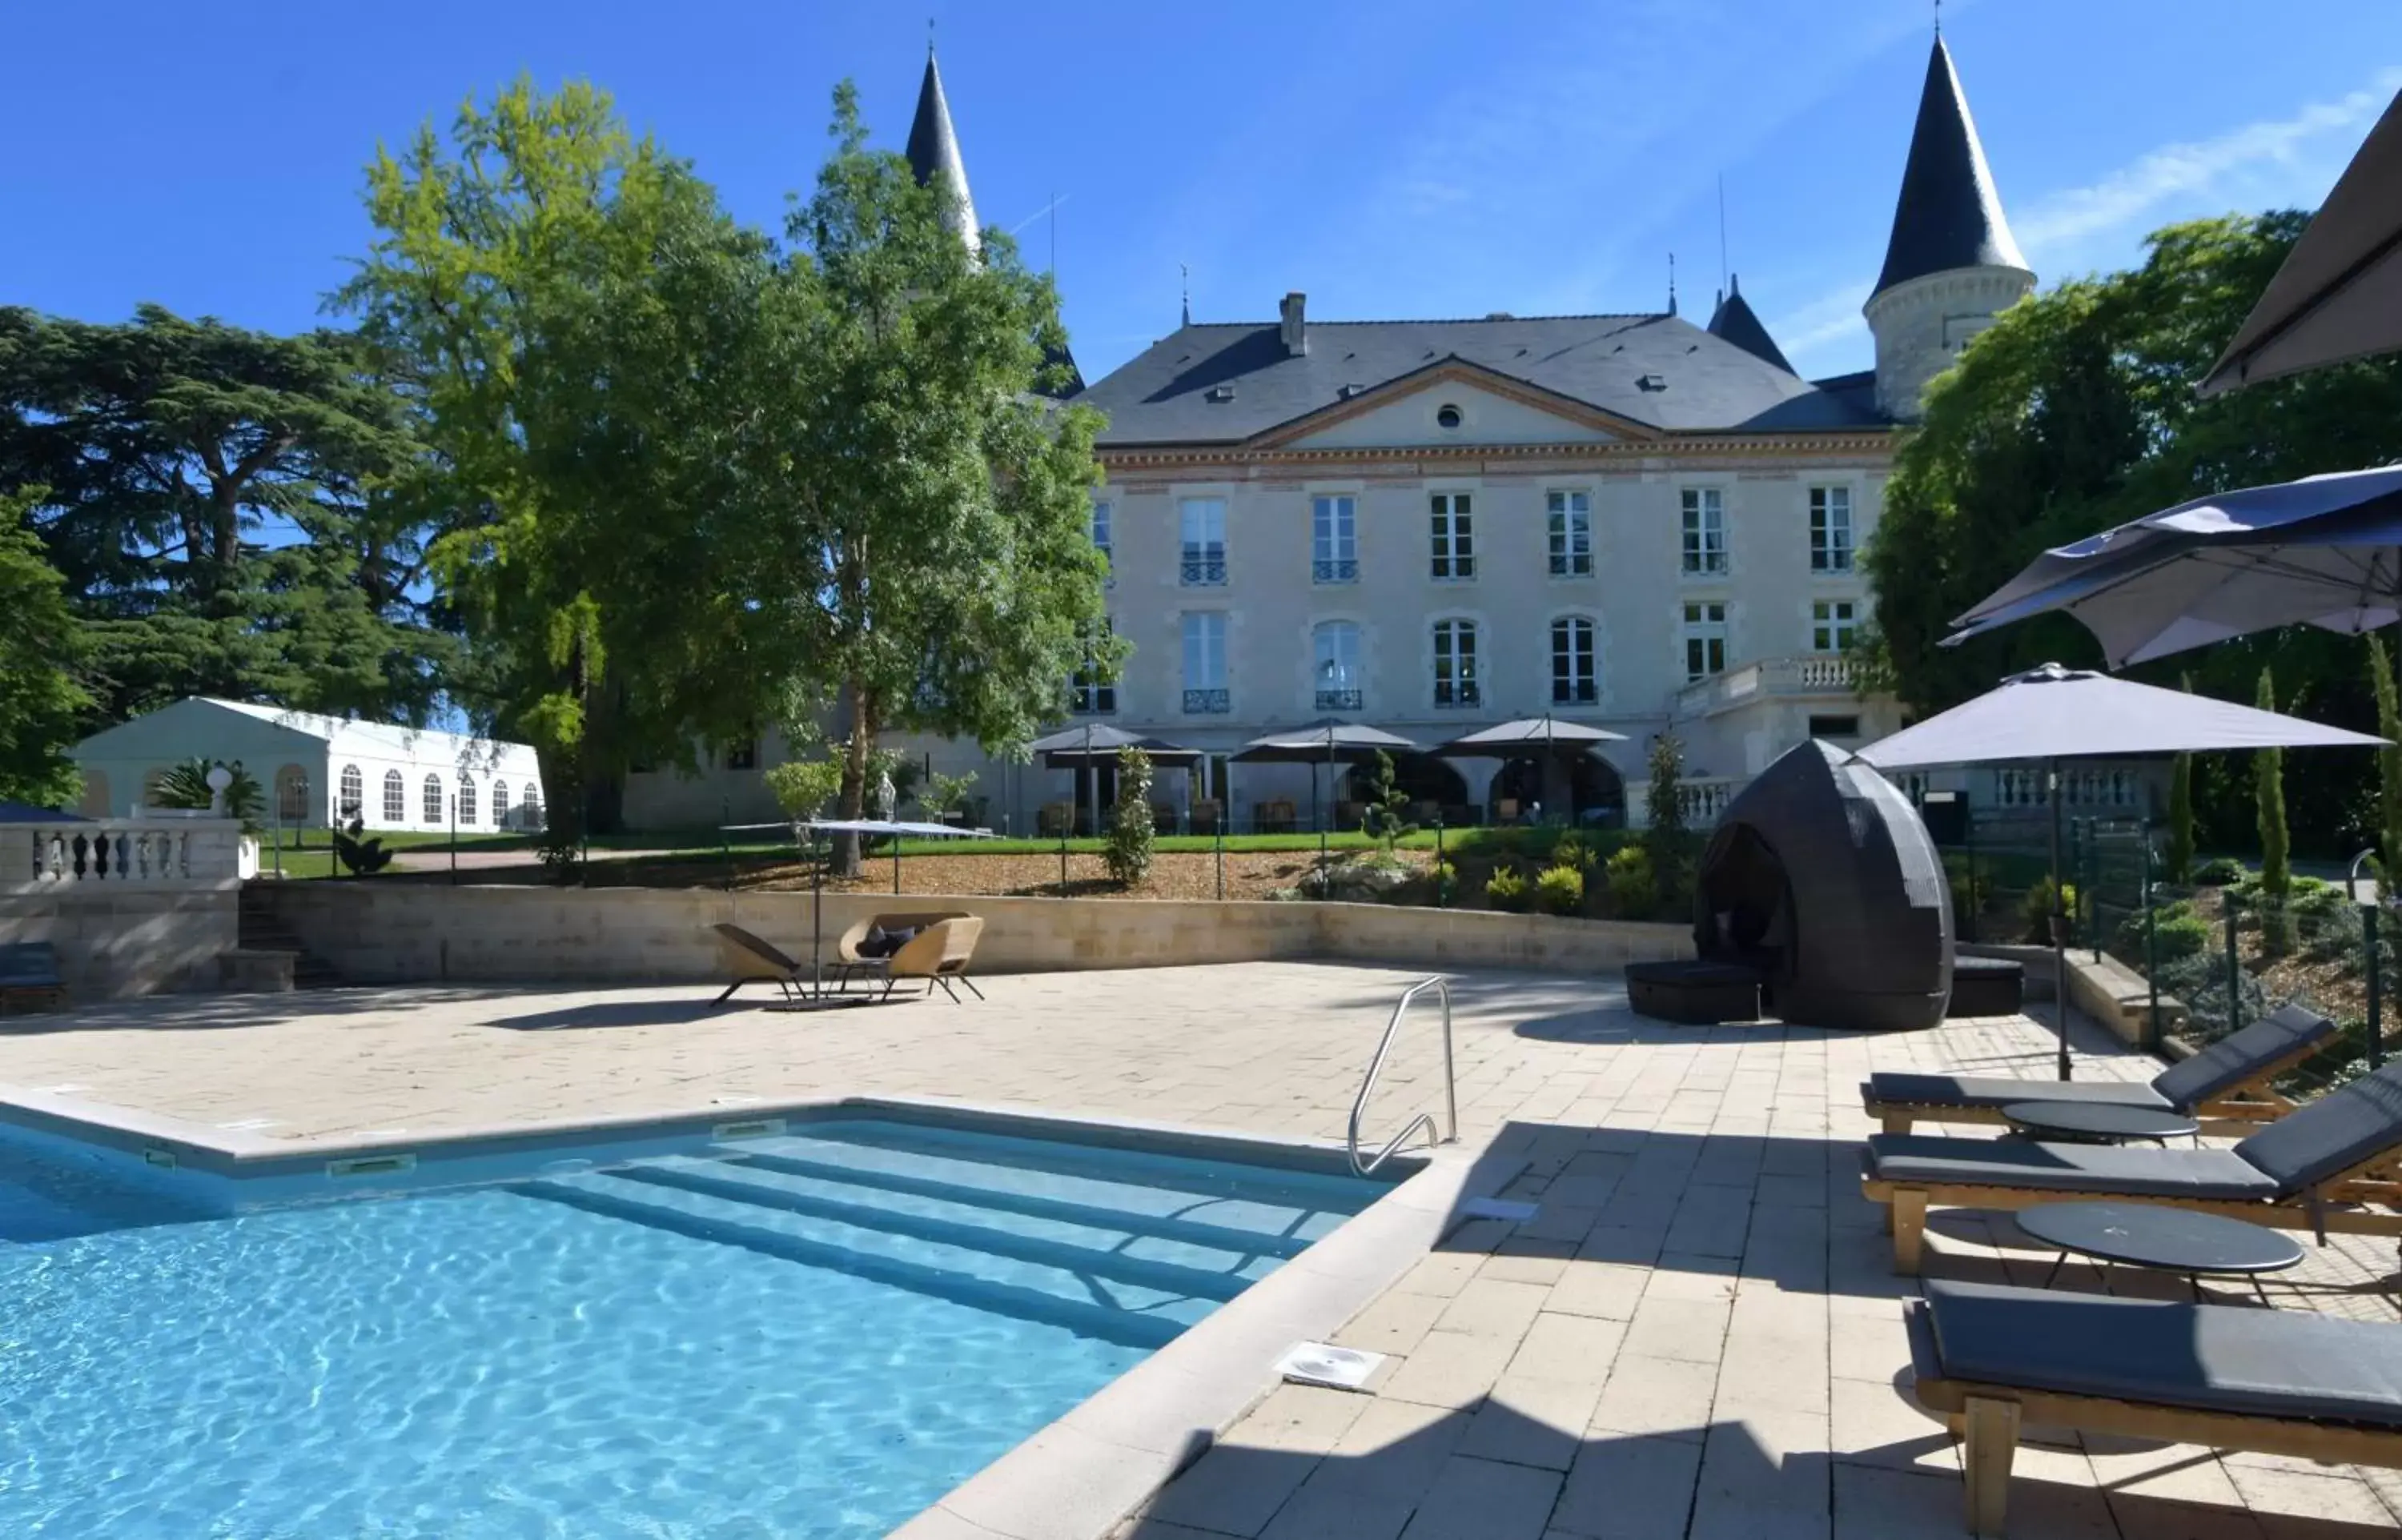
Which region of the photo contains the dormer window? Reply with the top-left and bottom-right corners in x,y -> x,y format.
1206,383 -> 1236,403
1637,374 -> 1667,391
1435,403 -> 1464,430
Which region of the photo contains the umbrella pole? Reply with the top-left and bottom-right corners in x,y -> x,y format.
2050,759 -> 2071,1081
1319,740 -> 1330,885
811,824 -> 823,1000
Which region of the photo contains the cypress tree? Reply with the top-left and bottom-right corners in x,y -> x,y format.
2255,667 -> 2290,953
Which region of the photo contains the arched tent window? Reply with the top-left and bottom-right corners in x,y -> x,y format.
276,765 -> 311,825
381,770 -> 405,824
422,773 -> 444,824
339,764 -> 364,819
492,781 -> 511,827
457,776 -> 478,827
522,787 -> 543,828
78,769 -> 111,820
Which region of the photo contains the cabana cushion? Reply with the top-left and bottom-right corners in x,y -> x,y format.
1866,1133 -> 2280,1201
856,925 -> 918,959
2234,1059 -> 2402,1195
2153,1003 -> 2339,1109
1922,1278 -> 2402,1427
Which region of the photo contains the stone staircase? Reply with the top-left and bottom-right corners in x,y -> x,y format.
235,883 -> 341,989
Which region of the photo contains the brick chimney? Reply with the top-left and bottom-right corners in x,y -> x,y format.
1279,291 -> 1307,356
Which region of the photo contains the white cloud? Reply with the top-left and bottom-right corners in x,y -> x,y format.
2014,69 -> 2402,257
1767,280 -> 1874,367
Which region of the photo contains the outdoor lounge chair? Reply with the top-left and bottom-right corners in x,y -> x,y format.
1862,1002 -> 2335,1137
1908,1279 -> 2402,1536
709,923 -> 813,1007
843,916 -> 986,1002
0,941 -> 65,1017
832,911 -> 970,991
1862,1059 -> 2402,1273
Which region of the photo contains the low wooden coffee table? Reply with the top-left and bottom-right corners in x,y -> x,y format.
2001,1099 -> 2199,1145
2016,1200 -> 2304,1305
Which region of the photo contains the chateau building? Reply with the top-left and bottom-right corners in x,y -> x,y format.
625,36 -> 2034,834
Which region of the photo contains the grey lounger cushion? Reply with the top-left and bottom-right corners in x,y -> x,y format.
1866,1133 -> 2280,1201
1865,1072 -> 2172,1114
2235,1058 -> 2402,1196
1922,1279 -> 2402,1427
2151,1003 -> 2338,1108
1865,1002 -> 2336,1117
0,942 -> 60,986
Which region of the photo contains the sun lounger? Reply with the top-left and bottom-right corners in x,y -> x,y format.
832,912 -> 970,992
0,941 -> 65,1017
1909,1279 -> 2402,1536
709,923 -> 813,1006
1862,1003 -> 2333,1136
843,916 -> 986,1003
1862,1059 -> 2402,1272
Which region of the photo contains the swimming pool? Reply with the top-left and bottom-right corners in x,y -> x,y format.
0,1113 -> 1383,1538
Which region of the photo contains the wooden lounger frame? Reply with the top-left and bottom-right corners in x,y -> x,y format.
1863,1049 -> 2315,1139
1910,1308 -> 2402,1536
1863,1152 -> 2402,1273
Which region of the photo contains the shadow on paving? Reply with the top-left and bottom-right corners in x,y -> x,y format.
0,985 -> 511,1034
1103,1117 -> 2397,1540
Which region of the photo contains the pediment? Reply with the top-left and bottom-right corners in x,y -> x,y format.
1255,360 -> 1659,451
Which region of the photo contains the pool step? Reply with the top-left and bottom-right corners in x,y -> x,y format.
741,1126 -> 1356,1249
621,1157 -> 1277,1301
517,1172 -> 1211,1348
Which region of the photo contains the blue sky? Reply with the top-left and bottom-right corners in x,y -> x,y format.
5,0 -> 2398,384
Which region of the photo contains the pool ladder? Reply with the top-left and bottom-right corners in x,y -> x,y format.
1348,976 -> 1457,1177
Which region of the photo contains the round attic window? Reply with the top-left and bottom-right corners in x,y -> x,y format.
1435,403 -> 1464,429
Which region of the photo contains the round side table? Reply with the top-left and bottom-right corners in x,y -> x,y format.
2000,1099 -> 2199,1145
2014,1200 -> 2303,1305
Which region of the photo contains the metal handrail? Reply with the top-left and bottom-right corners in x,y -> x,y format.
1348,976 -> 1458,1177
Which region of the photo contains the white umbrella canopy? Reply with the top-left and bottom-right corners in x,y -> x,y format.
2200,89 -> 2402,394
1945,467 -> 2402,667
1436,716 -> 1629,754
1858,662 -> 2388,770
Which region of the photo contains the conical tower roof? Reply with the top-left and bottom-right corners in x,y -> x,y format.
1705,275 -> 1794,374
906,51 -> 979,251
1874,35 -> 2026,296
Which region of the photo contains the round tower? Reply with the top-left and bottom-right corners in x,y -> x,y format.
1864,35 -> 2034,420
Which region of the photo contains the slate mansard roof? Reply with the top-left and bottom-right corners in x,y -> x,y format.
1074,311 -> 1890,448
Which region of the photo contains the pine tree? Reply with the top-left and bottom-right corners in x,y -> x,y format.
2255,667 -> 2291,953
0,491 -> 86,808
1104,745 -> 1155,888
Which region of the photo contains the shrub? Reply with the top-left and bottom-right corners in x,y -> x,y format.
2193,856 -> 2243,886
1360,750 -> 1416,852
1603,845 -> 1657,920
1550,831 -> 1601,873
1534,864 -> 1585,916
1485,865 -> 1531,913
765,757 -> 842,820
2021,877 -> 2077,944
1103,745 -> 1155,887
152,756 -> 266,836
1427,859 -> 1457,906
2113,899 -> 2209,967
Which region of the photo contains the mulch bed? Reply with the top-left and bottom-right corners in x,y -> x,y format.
568,847 -> 1440,902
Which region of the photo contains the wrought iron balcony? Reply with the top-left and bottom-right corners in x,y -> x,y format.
1180,552 -> 1227,586
1315,688 -> 1364,712
1312,558 -> 1358,584
1183,688 -> 1231,715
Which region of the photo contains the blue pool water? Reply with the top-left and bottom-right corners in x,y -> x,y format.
0,1117 -> 1378,1538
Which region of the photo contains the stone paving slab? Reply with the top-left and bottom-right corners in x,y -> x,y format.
5,962 -> 2400,1535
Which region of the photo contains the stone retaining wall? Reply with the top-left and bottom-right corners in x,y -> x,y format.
253,881 -> 1695,985
0,885 -> 240,999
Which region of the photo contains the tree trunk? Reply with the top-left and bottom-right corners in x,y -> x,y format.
833,677 -> 873,876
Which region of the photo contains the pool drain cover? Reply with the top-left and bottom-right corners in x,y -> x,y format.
1275,1341 -> 1384,1391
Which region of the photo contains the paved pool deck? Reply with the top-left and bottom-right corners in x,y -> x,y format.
4,962 -> 2397,1538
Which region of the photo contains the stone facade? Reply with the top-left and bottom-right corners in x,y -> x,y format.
0,816 -> 245,998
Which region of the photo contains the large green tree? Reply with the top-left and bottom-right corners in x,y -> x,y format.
0,306 -> 447,726
0,487 -> 88,807
730,84 -> 1111,871
1864,213 -> 2402,856
339,78 -> 774,847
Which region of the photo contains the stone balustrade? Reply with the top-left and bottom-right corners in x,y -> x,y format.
1677,654 -> 1860,717
3,816 -> 245,892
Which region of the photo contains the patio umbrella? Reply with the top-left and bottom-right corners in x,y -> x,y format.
1027,724 -> 1204,837
2200,89 -> 2402,394
1438,716 -> 1629,824
1944,466 -> 2402,667
1859,664 -> 2386,1078
1233,719 -> 1422,866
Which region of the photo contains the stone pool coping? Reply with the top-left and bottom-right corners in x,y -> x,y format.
0,1081 -> 1514,1540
